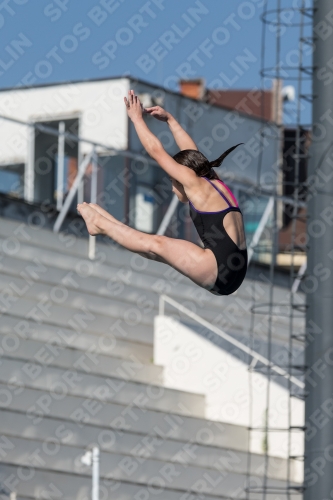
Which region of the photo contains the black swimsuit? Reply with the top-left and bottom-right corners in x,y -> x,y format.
189,177 -> 248,296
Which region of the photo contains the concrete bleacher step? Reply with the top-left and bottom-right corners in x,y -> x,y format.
4,463 -> 289,500
0,358 -> 205,417
0,270 -> 155,325
0,241 -> 305,343
0,410 -> 298,483
0,215 -> 305,309
0,270 -> 157,326
0,216 -> 305,498
0,314 -> 153,363
0,238 -> 220,321
1,435 -> 301,499
0,335 -> 163,384
0,269 -> 253,352
0,382 -> 243,449
0,294 -> 154,345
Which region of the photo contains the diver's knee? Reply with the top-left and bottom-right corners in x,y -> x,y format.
149,235 -> 166,257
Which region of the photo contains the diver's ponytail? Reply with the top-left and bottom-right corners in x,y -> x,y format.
209,143 -> 244,169
172,143 -> 244,180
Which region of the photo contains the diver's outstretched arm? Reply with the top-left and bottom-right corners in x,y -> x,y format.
124,90 -> 198,188
124,91 -> 166,160
145,106 -> 198,151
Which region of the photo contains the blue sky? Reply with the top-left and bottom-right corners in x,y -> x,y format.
0,0 -> 312,124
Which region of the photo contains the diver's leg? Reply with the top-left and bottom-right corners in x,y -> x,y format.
78,203 -> 218,289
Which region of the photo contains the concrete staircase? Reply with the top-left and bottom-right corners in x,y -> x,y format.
0,216 -> 303,499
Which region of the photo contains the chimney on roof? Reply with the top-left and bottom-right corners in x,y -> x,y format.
179,79 -> 205,100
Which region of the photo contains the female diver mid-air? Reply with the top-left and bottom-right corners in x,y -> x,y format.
78,89 -> 248,296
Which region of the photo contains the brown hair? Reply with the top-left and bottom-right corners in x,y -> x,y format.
172,143 -> 243,180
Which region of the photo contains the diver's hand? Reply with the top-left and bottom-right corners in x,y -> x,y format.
144,106 -> 170,122
124,89 -> 143,123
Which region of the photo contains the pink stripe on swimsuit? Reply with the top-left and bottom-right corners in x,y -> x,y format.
217,180 -> 239,207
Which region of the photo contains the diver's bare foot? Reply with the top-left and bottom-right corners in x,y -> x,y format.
88,203 -> 122,225
77,203 -> 106,236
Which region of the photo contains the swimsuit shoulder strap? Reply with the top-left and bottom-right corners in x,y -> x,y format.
217,180 -> 239,207
203,177 -> 232,208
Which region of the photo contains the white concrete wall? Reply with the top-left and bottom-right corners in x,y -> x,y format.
0,78 -> 129,165
154,315 -> 304,482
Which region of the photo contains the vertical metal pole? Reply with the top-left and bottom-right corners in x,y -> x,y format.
25,123 -> 35,202
57,121 -> 65,211
292,260 -> 307,294
92,446 -> 99,500
90,148 -> 98,205
89,148 -> 97,260
124,155 -> 130,225
53,152 -> 92,233
287,6 -> 306,499
77,122 -> 84,205
305,1 -> 333,499
247,196 -> 274,264
157,194 -> 179,235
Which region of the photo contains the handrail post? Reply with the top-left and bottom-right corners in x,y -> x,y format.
157,194 -> 179,235
53,151 -> 93,233
25,122 -> 35,203
247,196 -> 275,264
56,121 -> 65,211
89,148 -> 98,260
80,447 -> 99,500
292,260 -> 307,294
92,446 -> 100,500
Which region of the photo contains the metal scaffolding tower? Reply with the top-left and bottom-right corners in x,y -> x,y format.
246,1 -> 315,498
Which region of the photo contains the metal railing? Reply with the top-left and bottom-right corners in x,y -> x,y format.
53,149 -> 93,233
292,260 -> 307,293
159,294 -> 304,389
56,120 -> 66,211
53,147 -> 97,259
247,196 -> 274,264
0,113 -> 158,167
156,194 -> 179,235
